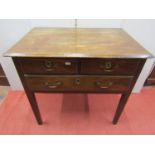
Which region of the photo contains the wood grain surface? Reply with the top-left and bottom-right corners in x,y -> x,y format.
4,28 -> 152,58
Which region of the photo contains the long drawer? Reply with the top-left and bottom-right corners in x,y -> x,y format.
80,59 -> 140,75
18,58 -> 79,74
24,75 -> 133,93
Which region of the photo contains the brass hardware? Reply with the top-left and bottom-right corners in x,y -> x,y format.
44,61 -> 54,71
75,78 -> 80,85
100,61 -> 118,72
105,61 -> 112,69
100,61 -> 112,70
96,81 -> 113,89
45,81 -> 62,89
104,64 -> 118,72
45,61 -> 53,68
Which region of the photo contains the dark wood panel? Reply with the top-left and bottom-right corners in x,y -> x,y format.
145,79 -> 155,86
81,58 -> 140,75
18,58 -> 79,74
0,77 -> 9,86
145,65 -> 155,86
0,64 -> 5,76
0,64 -> 9,86
24,75 -> 133,93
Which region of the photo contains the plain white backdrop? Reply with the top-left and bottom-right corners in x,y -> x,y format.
0,19 -> 155,92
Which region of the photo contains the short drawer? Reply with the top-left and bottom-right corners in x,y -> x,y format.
25,75 -> 133,93
18,58 -> 78,74
80,59 -> 140,75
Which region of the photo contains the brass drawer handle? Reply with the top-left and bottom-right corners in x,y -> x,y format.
44,61 -> 54,71
96,81 -> 113,89
104,68 -> 115,72
100,62 -> 118,72
45,81 -> 62,89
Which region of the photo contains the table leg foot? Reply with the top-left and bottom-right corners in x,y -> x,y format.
112,93 -> 130,124
26,91 -> 43,125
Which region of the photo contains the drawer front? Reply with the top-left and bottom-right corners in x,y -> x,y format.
19,58 -> 78,74
80,59 -> 140,75
25,75 -> 133,92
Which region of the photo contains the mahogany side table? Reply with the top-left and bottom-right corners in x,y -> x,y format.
4,28 -> 152,124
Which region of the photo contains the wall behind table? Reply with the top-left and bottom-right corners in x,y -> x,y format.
77,19 -> 122,27
0,19 -> 154,92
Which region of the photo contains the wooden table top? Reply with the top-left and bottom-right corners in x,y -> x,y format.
4,28 -> 152,58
